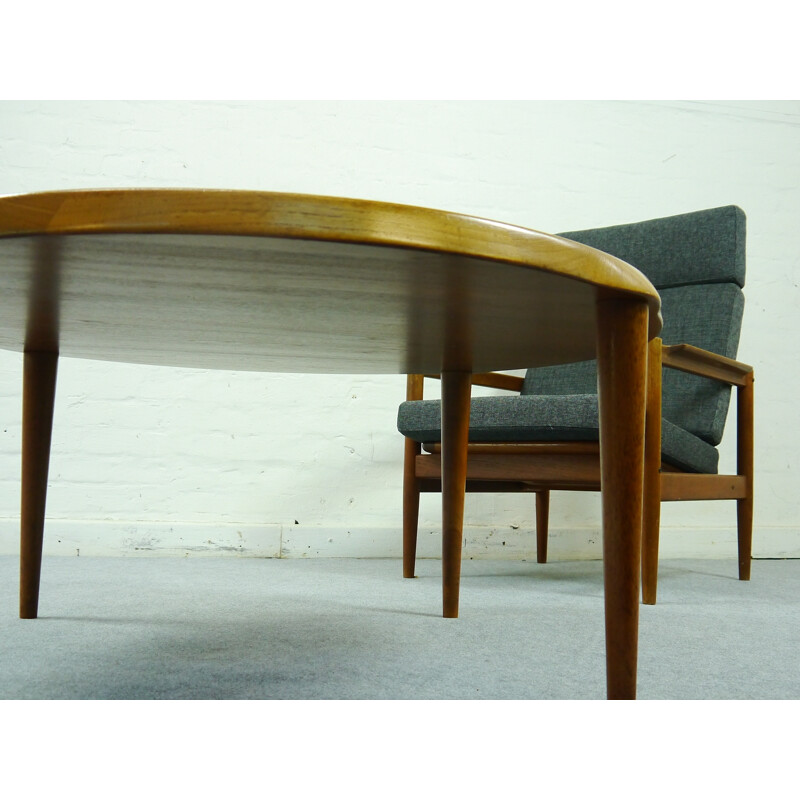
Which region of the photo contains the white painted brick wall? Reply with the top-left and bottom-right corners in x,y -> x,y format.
0,101 -> 797,559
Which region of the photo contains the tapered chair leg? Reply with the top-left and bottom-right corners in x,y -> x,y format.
403,374 -> 424,579
641,338 -> 662,605
737,497 -> 753,581
596,299 -> 648,700
20,350 -> 59,619
737,372 -> 754,581
440,371 -> 471,619
535,491 -> 549,564
403,435 -> 422,578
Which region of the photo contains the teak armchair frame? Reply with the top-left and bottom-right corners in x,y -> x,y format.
402,337 -> 754,604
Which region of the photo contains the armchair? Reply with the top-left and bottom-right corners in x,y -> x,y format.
397,206 -> 753,604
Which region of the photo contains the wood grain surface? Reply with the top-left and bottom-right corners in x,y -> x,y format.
0,189 -> 661,374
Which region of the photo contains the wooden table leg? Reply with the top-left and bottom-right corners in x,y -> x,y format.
20,350 -> 58,619
440,370 -> 471,618
596,299 -> 649,700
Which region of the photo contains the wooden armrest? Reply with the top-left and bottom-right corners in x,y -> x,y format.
422,372 -> 524,392
661,344 -> 753,387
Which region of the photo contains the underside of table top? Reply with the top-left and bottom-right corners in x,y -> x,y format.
0,189 -> 661,373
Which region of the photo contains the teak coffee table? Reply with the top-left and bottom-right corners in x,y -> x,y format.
0,189 -> 661,699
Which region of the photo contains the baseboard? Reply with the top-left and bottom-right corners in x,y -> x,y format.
0,519 -> 796,560
0,519 -> 282,558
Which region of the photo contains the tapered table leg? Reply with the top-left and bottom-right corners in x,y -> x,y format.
440,370 -> 471,618
20,350 -> 58,619
596,299 -> 649,700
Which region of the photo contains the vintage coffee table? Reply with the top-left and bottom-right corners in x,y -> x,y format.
0,189 -> 661,699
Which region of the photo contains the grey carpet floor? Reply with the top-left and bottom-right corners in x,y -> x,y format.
1,555 -> 797,700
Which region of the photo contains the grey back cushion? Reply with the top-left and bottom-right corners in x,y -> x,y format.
522,206 -> 746,446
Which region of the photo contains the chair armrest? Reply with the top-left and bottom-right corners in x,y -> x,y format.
661,344 -> 753,387
422,372 -> 525,392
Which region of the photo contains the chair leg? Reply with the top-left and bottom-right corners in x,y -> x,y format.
737,497 -> 753,581
641,485 -> 661,605
596,299 -> 648,700
20,350 -> 59,619
641,338 -> 662,605
440,371 -> 471,619
403,436 -> 422,578
535,490 -> 549,563
737,372 -> 754,580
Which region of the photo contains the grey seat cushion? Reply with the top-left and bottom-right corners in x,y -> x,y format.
397,394 -> 719,474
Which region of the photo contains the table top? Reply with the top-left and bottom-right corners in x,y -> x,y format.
0,189 -> 660,374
